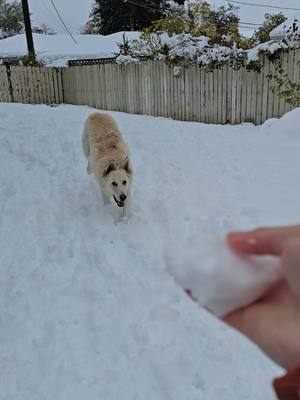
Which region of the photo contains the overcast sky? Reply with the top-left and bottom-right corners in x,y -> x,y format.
28,0 -> 94,33
27,0 -> 299,34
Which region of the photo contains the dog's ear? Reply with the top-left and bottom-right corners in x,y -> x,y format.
103,162 -> 116,177
124,158 -> 132,174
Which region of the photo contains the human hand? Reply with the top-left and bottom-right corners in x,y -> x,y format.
224,225 -> 300,369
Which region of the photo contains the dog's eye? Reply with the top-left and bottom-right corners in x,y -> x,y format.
112,182 -> 118,187
122,180 -> 127,185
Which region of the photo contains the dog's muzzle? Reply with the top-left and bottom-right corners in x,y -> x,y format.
113,195 -> 125,208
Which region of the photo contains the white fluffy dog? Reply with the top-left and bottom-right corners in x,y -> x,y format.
83,112 -> 133,219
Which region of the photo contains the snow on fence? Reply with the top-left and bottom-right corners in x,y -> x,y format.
0,49 -> 299,125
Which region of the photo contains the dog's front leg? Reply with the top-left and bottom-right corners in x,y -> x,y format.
87,161 -> 91,175
115,203 -> 129,225
122,194 -> 130,219
101,189 -> 110,206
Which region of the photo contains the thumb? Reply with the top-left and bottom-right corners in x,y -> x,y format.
281,239 -> 300,303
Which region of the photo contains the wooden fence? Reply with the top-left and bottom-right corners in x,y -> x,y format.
0,48 -> 299,125
0,65 -> 12,102
0,66 -> 63,104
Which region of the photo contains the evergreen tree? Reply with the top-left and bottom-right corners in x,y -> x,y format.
84,1 -> 102,34
86,0 -> 169,35
0,0 -> 23,39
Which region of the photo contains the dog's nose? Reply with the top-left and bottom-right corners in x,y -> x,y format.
120,194 -> 127,202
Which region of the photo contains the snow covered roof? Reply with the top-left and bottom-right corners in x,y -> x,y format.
270,13 -> 300,40
0,32 -> 140,67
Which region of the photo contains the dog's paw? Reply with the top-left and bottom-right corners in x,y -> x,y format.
115,216 -> 129,225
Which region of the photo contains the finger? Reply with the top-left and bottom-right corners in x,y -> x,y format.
227,225 -> 300,256
223,305 -> 265,352
223,307 -> 256,338
281,239 -> 300,303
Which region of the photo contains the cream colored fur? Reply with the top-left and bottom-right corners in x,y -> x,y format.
83,112 -> 133,219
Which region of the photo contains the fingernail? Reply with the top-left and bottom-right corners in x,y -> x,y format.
247,238 -> 257,245
228,232 -> 257,246
227,232 -> 247,241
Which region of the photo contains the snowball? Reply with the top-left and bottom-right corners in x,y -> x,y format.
165,232 -> 283,317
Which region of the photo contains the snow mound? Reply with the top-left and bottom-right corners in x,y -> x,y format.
116,54 -> 139,64
247,40 -> 289,63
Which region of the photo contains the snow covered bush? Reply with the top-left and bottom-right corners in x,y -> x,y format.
271,70 -> 300,106
256,19 -> 300,107
121,16 -> 299,72
123,32 -> 246,70
147,1 -> 243,47
115,54 -> 139,64
248,18 -> 300,64
251,13 -> 287,45
116,1 -> 299,72
268,19 -> 300,107
285,18 -> 300,47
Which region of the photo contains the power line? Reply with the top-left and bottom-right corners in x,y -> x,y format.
124,1 -> 263,32
40,0 -> 68,33
126,0 -> 300,14
203,18 -> 262,27
124,0 -> 160,12
229,1 -> 300,12
125,0 -> 263,27
239,25 -> 257,29
49,0 -> 78,44
240,21 -> 262,26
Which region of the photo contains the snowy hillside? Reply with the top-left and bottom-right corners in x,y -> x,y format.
2,103 -> 300,399
0,32 -> 139,67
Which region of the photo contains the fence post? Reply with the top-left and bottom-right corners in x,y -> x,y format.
4,63 -> 14,103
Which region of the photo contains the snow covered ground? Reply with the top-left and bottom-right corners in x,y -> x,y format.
0,32 -> 139,67
2,103 -> 300,399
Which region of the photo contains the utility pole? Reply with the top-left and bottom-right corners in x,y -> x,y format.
21,0 -> 36,63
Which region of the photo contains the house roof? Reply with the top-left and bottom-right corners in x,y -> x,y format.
0,32 -> 139,67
